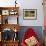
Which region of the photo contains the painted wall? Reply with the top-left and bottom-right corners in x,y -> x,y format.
18,0 -> 44,26
18,26 -> 43,44
0,0 -> 44,26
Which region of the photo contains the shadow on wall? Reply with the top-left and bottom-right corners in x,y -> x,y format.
18,26 -> 43,44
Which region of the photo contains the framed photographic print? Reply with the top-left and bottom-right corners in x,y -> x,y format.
23,9 -> 37,20
2,10 -> 9,15
9,10 -> 15,15
9,10 -> 18,15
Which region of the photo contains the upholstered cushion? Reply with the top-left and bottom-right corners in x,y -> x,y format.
25,36 -> 38,46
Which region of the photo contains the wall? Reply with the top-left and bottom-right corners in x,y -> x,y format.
0,0 -> 44,26
18,0 -> 44,26
18,26 -> 43,44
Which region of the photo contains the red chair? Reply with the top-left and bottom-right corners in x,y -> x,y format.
21,28 -> 41,46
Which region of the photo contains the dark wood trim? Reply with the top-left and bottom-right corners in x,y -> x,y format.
0,24 -> 20,32
0,7 -> 19,10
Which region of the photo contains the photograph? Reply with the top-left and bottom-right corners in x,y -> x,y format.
23,9 -> 37,20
